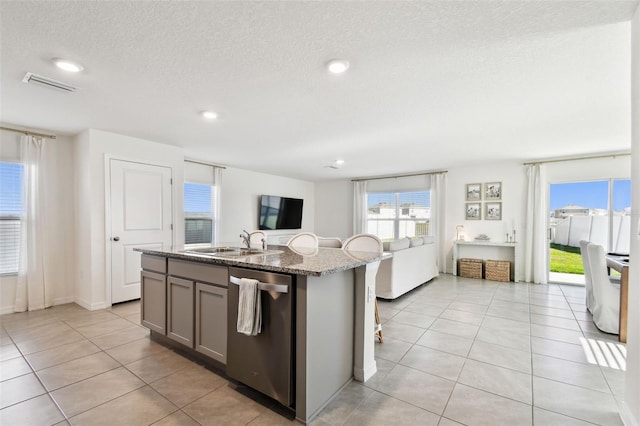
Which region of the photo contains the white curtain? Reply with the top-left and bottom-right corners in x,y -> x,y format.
430,173 -> 447,272
213,166 -> 223,245
15,135 -> 51,312
523,164 -> 548,284
353,181 -> 367,234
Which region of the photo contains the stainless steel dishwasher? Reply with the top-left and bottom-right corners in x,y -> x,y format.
227,267 -> 294,407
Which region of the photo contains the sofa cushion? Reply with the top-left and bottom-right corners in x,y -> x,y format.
383,238 -> 411,252
423,235 -> 435,244
409,237 -> 424,247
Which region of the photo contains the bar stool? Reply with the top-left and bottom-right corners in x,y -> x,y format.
342,234 -> 384,343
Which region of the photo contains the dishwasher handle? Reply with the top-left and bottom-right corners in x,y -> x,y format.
229,276 -> 289,294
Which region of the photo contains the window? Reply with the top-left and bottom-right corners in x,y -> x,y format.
366,191 -> 430,241
184,161 -> 220,246
184,182 -> 215,245
0,161 -> 23,275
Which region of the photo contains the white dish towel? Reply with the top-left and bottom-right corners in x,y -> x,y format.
236,278 -> 262,336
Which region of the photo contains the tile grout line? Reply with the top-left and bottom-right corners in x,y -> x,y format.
1,305 -> 146,423
559,284 -> 626,409
2,324 -> 70,423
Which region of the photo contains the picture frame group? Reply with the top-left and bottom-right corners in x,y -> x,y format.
465,182 -> 502,220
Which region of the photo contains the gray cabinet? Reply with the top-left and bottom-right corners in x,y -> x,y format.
167,276 -> 195,347
196,283 -> 227,364
167,259 -> 228,362
141,255 -> 167,334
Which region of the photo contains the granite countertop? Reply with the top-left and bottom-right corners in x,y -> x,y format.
136,245 -> 392,276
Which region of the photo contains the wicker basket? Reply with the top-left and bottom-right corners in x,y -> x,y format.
485,260 -> 511,282
459,258 -> 483,279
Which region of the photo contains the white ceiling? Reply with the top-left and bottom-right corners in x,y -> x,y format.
1,1 -> 637,181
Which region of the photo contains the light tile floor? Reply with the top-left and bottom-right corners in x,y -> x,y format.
0,274 -> 626,425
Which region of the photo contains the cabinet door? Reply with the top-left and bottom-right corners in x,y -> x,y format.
167,276 -> 194,347
195,283 -> 227,364
141,271 -> 166,334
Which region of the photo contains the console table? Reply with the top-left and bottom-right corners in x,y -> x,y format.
453,241 -> 518,282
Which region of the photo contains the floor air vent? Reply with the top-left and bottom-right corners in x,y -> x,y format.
22,72 -> 78,93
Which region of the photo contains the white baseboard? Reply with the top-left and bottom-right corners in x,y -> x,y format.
353,361 -> 377,382
1,296 -> 77,315
620,402 -> 639,426
52,296 -> 76,306
74,298 -> 108,311
0,305 -> 15,315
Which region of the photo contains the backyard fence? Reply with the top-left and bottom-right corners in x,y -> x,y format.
551,215 -> 630,253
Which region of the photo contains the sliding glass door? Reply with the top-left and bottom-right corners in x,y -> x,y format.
548,179 -> 630,284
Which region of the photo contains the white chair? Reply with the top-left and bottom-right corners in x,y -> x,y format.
249,231 -> 267,250
318,237 -> 342,248
342,233 -> 384,343
342,234 -> 382,253
286,232 -> 319,249
579,240 -> 594,313
587,243 -> 620,334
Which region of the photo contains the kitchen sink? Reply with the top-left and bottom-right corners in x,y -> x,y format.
183,247 -> 280,257
187,247 -> 240,254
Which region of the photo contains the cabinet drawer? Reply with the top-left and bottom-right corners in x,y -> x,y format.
142,254 -> 167,274
168,259 -> 228,286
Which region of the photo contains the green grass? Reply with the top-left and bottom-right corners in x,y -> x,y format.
549,243 -> 584,274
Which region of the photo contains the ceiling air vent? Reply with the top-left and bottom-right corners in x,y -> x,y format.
22,72 -> 78,93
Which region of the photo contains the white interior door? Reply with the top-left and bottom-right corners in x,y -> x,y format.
110,159 -> 172,303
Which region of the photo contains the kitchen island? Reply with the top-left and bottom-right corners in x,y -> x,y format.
136,245 -> 389,424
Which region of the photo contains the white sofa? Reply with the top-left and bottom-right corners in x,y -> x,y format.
376,236 -> 438,299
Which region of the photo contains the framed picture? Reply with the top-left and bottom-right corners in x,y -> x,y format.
485,202 -> 502,220
485,182 -> 501,200
465,203 -> 481,220
466,183 -> 482,201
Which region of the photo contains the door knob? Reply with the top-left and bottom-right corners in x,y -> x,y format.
113,236 -> 120,241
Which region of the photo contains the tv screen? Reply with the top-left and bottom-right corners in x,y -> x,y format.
259,195 -> 303,230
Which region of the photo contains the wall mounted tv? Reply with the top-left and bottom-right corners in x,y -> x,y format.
259,195 -> 303,230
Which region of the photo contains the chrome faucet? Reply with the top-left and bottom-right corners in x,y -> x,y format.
240,230 -> 251,249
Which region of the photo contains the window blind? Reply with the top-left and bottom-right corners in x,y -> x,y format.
0,162 -> 23,275
366,190 -> 431,240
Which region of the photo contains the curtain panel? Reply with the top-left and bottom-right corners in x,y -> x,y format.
430,173 -> 447,272
213,166 -> 223,245
15,135 -> 51,312
523,164 -> 548,284
353,181 -> 367,235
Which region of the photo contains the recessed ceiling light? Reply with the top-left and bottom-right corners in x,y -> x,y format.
325,159 -> 345,170
202,111 -> 218,120
327,59 -> 350,74
52,58 -> 84,73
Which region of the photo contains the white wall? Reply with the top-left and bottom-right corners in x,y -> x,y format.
313,162 -> 529,278
0,129 -> 76,314
314,180 -> 353,240
74,130 -> 92,309
219,167 -> 315,244
74,129 -> 185,310
314,157 -> 631,282
445,162 -> 527,277
623,5 -> 640,426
